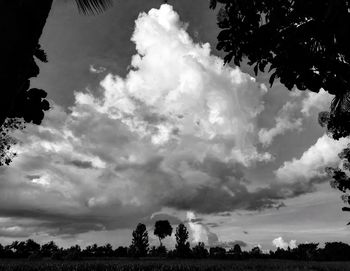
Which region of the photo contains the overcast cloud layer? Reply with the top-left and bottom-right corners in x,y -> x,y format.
0,4 -> 348,245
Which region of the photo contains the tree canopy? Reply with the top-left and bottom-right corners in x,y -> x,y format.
211,0 -> 350,220
0,0 -> 113,166
130,223 -> 149,257
175,223 -> 191,258
154,220 -> 173,247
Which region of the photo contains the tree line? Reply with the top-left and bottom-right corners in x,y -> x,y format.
0,221 -> 350,261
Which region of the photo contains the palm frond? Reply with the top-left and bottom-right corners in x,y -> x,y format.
75,0 -> 113,15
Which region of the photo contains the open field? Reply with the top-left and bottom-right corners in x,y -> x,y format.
0,260 -> 350,271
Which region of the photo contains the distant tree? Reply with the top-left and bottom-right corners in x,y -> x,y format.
210,246 -> 226,259
64,245 -> 82,260
103,243 -> 114,257
82,245 -> 93,257
9,239 -> 41,258
192,242 -> 209,258
130,223 -> 149,257
294,243 -> 319,260
250,246 -> 262,258
321,242 -> 350,261
149,246 -> 157,257
233,244 -> 242,255
210,0 -> 350,220
115,246 -> 128,257
41,241 -> 59,257
175,223 -> 191,258
227,244 -> 243,259
154,220 -> 173,247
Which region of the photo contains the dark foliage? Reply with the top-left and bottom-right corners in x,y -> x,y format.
0,1 -> 52,129
0,0 -> 113,166
210,0 -> 350,221
129,223 -> 149,257
154,220 -> 173,247
0,237 -> 350,261
175,224 -> 191,258
210,0 -> 350,135
75,0 -> 113,15
209,247 -> 226,259
192,242 -> 209,259
114,246 -> 128,257
0,118 -> 25,166
211,1 -> 350,96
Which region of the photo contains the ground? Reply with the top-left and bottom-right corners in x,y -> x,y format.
0,259 -> 349,271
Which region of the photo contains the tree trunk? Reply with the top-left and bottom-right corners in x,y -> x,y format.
0,0 -> 53,127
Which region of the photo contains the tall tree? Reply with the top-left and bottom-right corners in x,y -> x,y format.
210,0 -> 350,219
153,220 -> 173,247
233,244 -> 242,255
175,223 -> 191,258
130,223 -> 149,257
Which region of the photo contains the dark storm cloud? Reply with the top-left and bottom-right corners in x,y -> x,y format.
214,240 -> 248,248
164,165 -> 321,214
218,212 -> 231,217
68,160 -> 94,169
0,204 -> 159,237
25,175 -> 41,181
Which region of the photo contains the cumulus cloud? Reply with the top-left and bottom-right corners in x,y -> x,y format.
276,134 -> 348,183
301,89 -> 333,116
186,211 -> 218,246
272,237 -> 297,250
259,89 -> 334,147
259,102 -> 302,147
0,4 -> 319,239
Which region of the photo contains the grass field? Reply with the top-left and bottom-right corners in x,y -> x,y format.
0,260 -> 350,271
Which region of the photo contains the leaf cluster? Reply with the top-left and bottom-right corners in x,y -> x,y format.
0,118 -> 25,166
212,0 -> 350,96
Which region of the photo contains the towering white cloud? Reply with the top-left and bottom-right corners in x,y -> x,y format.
186,211 -> 218,245
0,4 -> 274,238
81,4 -> 271,165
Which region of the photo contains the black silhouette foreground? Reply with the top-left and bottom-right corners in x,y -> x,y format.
0,0 -> 113,166
0,221 -> 350,262
210,0 -> 350,220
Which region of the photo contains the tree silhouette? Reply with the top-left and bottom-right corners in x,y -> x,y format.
175,223 -> 191,258
41,241 -> 59,257
210,0 -> 350,220
130,223 -> 149,257
233,244 -> 242,255
192,242 -> 209,258
154,220 -> 173,247
322,242 -> 350,261
210,0 -> 350,134
0,0 -> 113,165
294,243 -> 319,260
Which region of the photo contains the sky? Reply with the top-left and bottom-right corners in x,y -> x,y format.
1,0 -> 350,251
